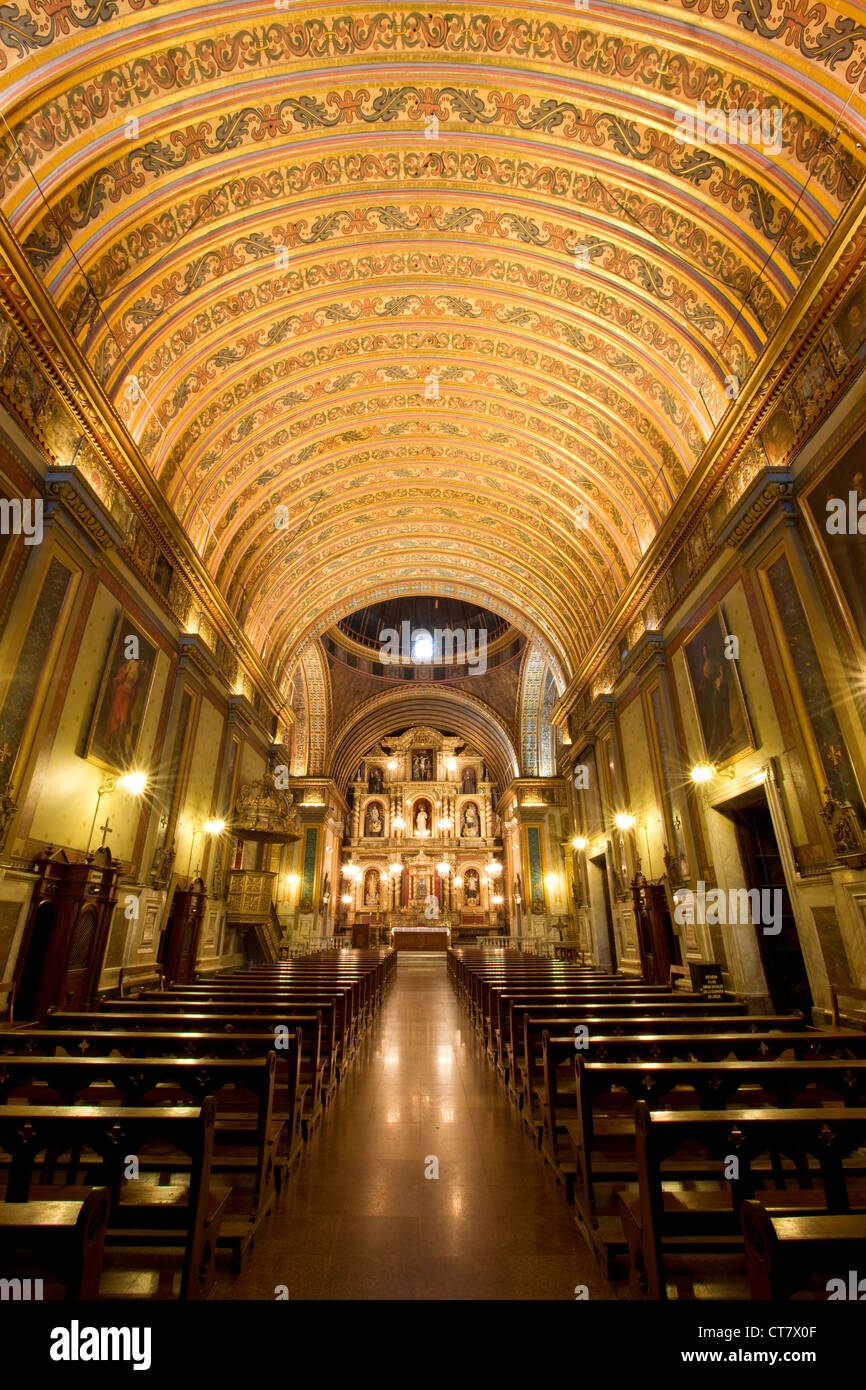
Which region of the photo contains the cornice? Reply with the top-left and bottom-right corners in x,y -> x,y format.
716,468 -> 795,552
0,212 -> 283,722
553,176 -> 866,728
44,467 -> 126,554
621,629 -> 666,681
178,632 -> 227,689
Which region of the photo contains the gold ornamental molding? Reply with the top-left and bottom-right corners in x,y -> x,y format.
0,212 -> 283,723
44,469 -> 125,553
717,470 -> 795,551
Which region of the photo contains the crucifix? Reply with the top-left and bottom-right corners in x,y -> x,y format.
98,817 -> 113,846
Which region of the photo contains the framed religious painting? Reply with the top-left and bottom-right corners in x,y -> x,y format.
681,607 -> 754,768
800,429 -> 866,659
84,610 -> 158,774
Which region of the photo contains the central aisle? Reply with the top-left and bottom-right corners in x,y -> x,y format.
218,953 -> 614,1300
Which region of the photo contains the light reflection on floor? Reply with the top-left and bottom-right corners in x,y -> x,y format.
214,954 -> 617,1300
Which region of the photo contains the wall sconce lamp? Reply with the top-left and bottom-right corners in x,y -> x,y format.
87,771 -> 148,853
186,817 -> 226,878
572,836 -> 588,851
690,762 -> 735,783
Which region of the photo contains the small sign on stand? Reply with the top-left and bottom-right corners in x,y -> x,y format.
689,961 -> 726,1000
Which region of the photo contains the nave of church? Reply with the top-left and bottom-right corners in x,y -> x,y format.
0,0 -> 866,1350
212,954 -> 612,1303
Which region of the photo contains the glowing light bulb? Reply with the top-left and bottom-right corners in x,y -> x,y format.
118,772 -> 147,796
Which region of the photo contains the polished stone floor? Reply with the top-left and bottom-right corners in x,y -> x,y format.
215,953 -> 615,1300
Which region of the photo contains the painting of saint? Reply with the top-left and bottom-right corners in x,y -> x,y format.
835,283 -> 866,356
364,871 -> 380,908
85,612 -> 157,773
368,765 -> 383,793
761,404 -> 795,466
682,609 -> 753,767
464,868 -> 480,905
802,436 -> 866,652
460,802 -> 480,836
364,803 -> 384,836
461,766 -> 477,794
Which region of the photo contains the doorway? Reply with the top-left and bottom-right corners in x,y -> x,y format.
15,901 -> 55,1020
588,853 -> 617,968
726,790 -> 813,1015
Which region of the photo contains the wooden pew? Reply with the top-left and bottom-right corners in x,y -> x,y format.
540,1026 -> 866,1190
0,1054 -> 280,1270
0,1026 -> 306,1175
456,959 -> 616,1028
620,1104 -> 866,1299
573,1056 -> 866,1268
515,1003 -> 759,1132
0,1102 -> 225,1299
505,997 -> 759,1096
117,964 -> 164,998
740,1200 -> 866,1300
489,985 -> 692,1071
0,1187 -> 110,1299
829,981 -> 866,1029
73,1002 -> 334,1109
187,958 -> 390,1036
472,972 -> 626,1039
122,991 -> 347,1088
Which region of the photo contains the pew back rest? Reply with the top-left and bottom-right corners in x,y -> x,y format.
829,981 -> 866,1029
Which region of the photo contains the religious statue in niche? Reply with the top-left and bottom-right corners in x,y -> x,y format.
368,765 -> 383,793
414,803 -> 429,836
820,787 -> 866,867
460,802 -> 480,837
364,803 -> 384,837
461,766 -> 477,794
464,868 -> 481,905
412,750 -> 433,781
364,871 -> 380,908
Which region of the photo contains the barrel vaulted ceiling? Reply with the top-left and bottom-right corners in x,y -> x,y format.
1,1 -> 863,691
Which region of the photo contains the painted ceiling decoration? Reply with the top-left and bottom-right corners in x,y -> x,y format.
0,0 -> 864,692
327,684 -> 520,792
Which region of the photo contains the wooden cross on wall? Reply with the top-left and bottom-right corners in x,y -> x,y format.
98,817 -> 113,845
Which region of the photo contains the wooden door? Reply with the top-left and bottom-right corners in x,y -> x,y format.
63,906 -> 101,1010
162,881 -> 206,985
731,801 -> 812,1014
14,902 -> 56,1020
